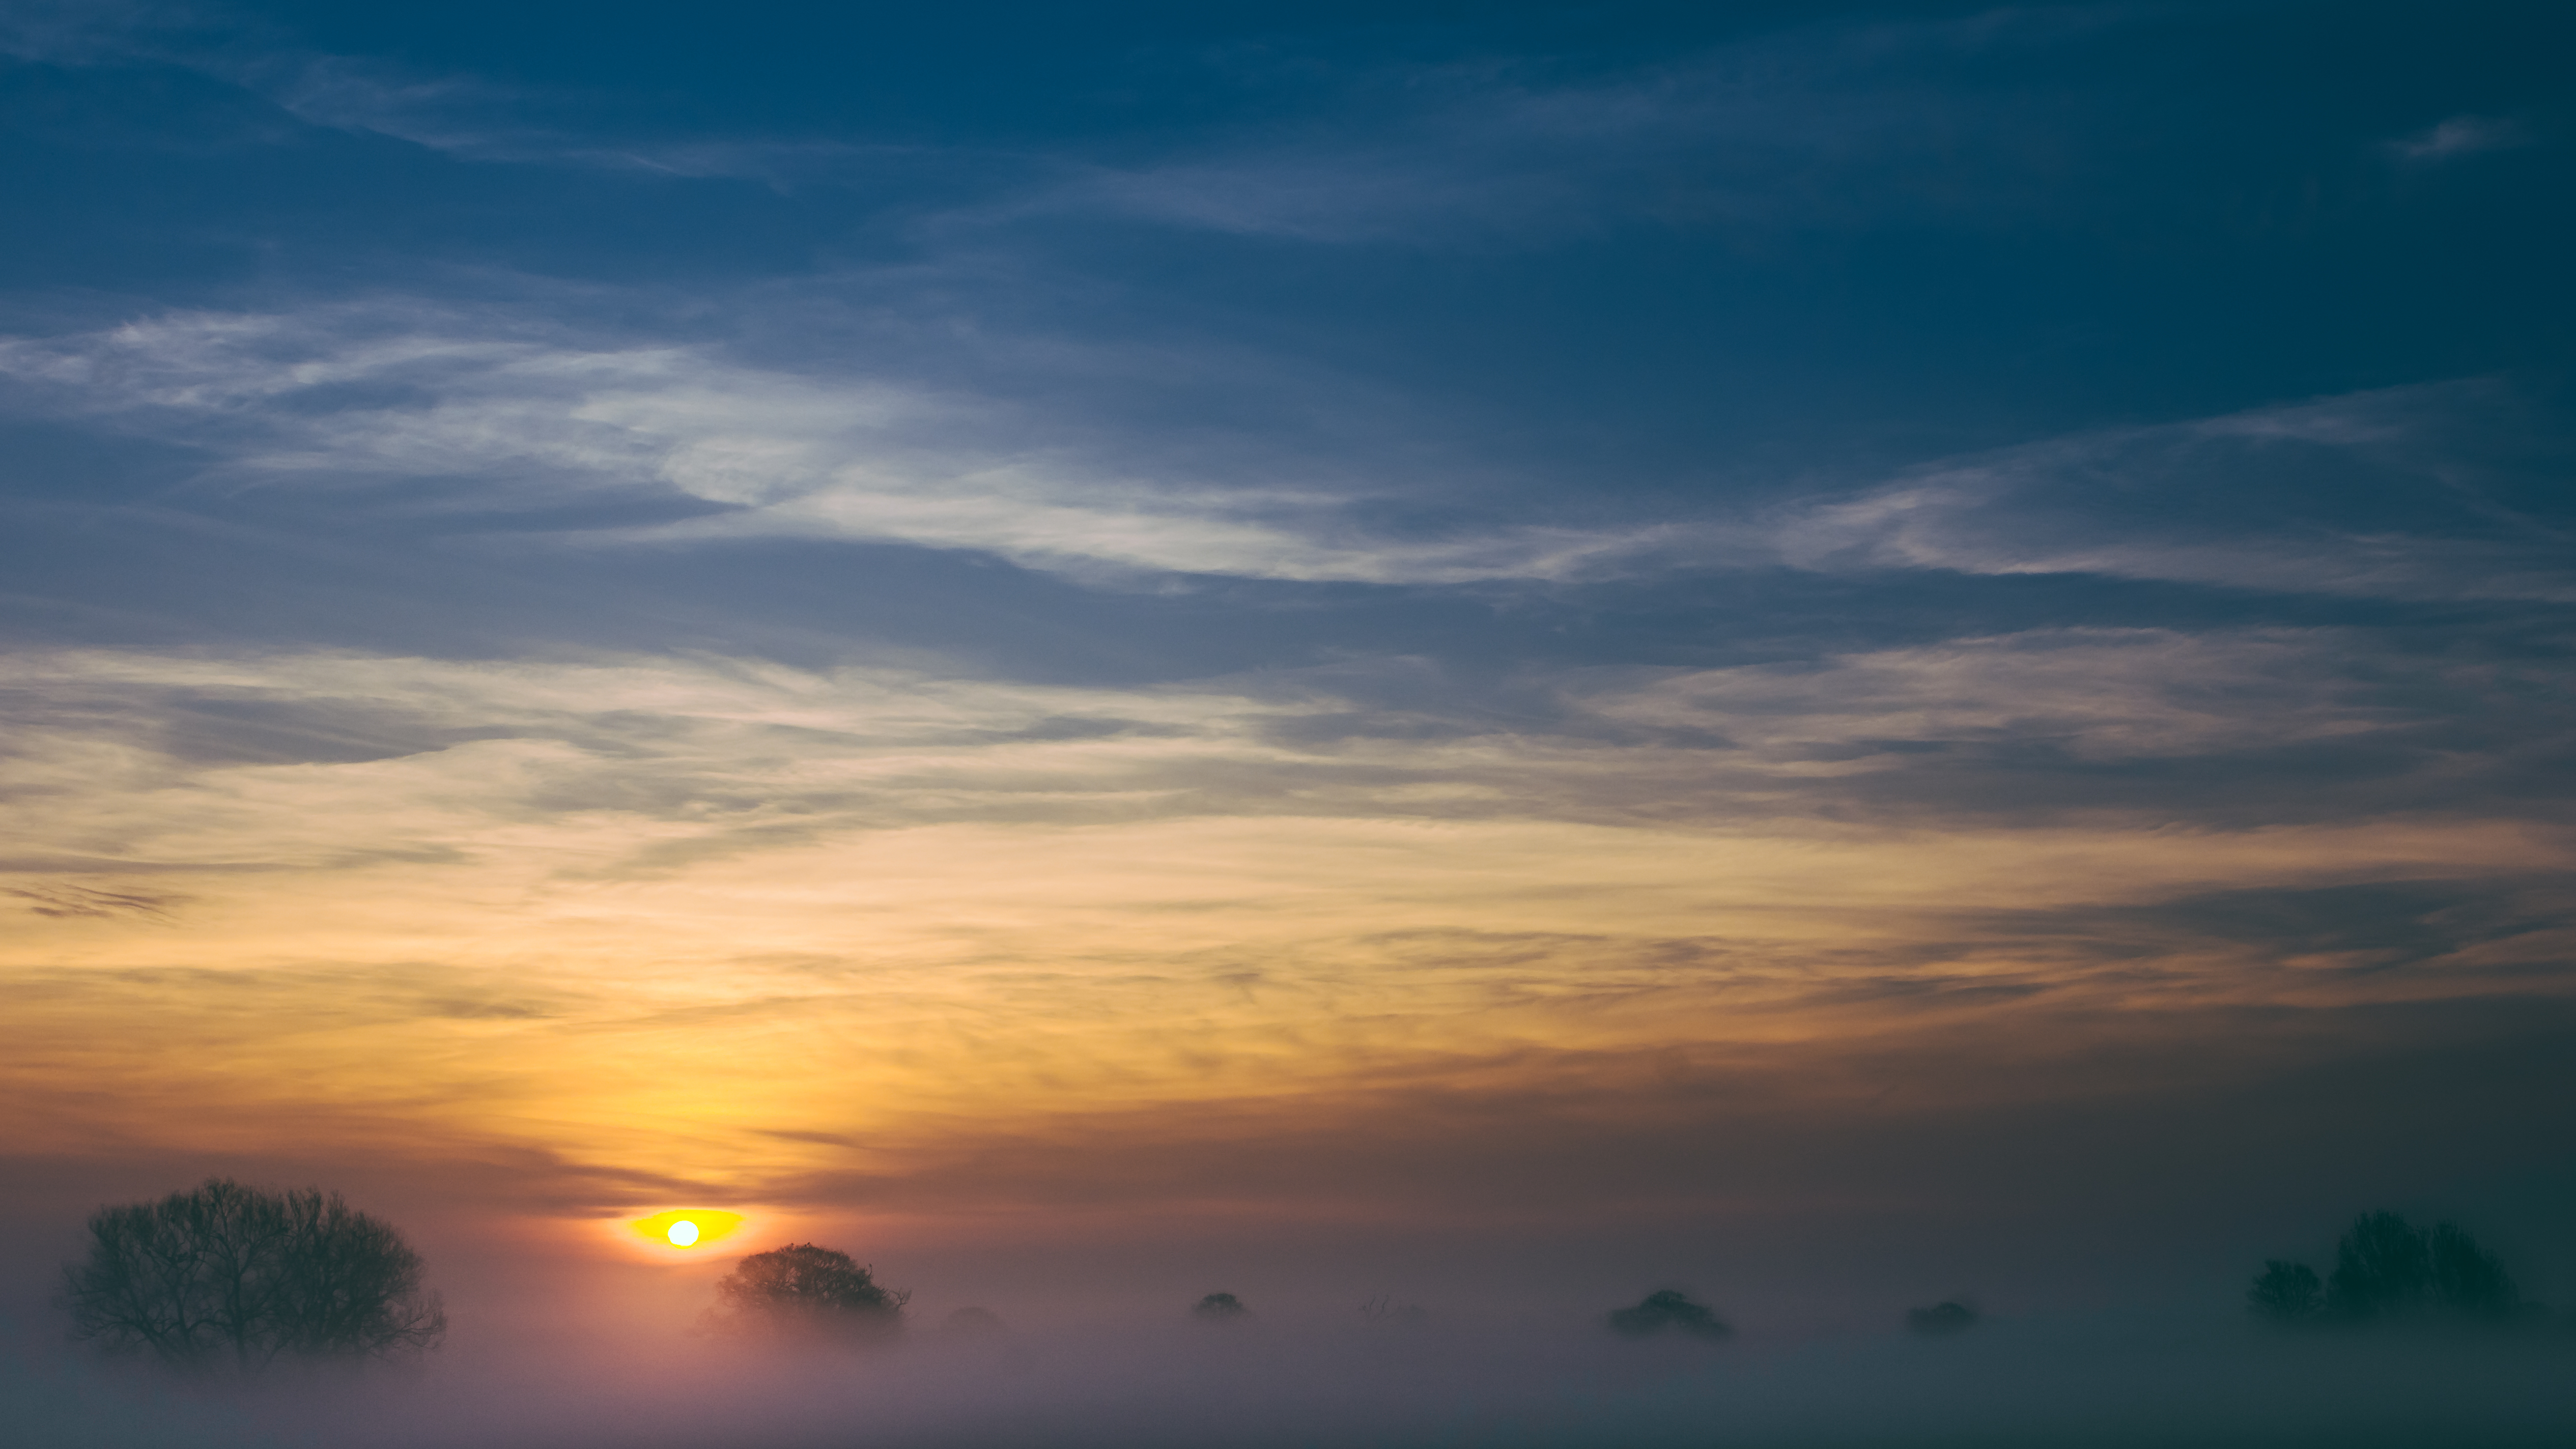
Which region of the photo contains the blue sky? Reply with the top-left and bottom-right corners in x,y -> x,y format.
2,2 -> 2567,671
3,0 -> 2575,1375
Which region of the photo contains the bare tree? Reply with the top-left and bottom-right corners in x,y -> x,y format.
699,1243 -> 907,1342
60,1178 -> 445,1372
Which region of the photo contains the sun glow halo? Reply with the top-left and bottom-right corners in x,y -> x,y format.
631,1208 -> 745,1250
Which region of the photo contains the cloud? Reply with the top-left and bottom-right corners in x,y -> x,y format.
2,636 -> 2567,1223
0,0 -> 503,148
251,53 -> 534,157
1971,876 -> 2576,980
1572,623 -> 2576,828
1010,10 -> 2120,247
0,303 -> 1693,584
6,0 -> 2120,248
12,303 -> 2564,604
4,883 -> 183,921
5,620 -> 2563,866
1769,381 -> 2576,602
250,52 -> 974,186
2386,114 -> 2530,163
0,0 -> 203,67
1588,627 -> 2394,763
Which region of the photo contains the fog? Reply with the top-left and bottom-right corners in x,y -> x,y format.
10,1010 -> 2576,1448
11,1269 -> 2575,1449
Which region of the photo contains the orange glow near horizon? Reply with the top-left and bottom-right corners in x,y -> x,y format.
4,646 -> 2571,1229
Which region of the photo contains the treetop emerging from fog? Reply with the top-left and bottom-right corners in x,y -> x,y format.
59,1178 -> 445,1372
699,1244 -> 908,1343
2249,1212 -> 2531,1328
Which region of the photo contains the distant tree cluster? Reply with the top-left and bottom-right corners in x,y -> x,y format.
699,1243 -> 909,1342
1192,1291 -> 1251,1323
1607,1289 -> 1732,1340
1906,1300 -> 1979,1336
84,1179 -> 2555,1386
2249,1211 -> 2527,1327
60,1178 -> 445,1373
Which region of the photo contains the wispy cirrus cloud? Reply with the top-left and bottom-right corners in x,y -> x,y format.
0,0 -> 195,66
2386,113 -> 2530,164
5,304 -> 2568,601
0,303 -> 1693,584
1771,381 -> 2576,602
5,0 -> 2123,247
256,54 -> 997,187
0,0 -> 957,186
4,637 -> 2567,1188
4,624 -> 2562,873
985,10 -> 2125,246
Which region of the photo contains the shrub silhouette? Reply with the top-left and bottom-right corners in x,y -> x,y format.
2247,1260 -> 2324,1324
1359,1294 -> 1429,1327
1191,1291 -> 1250,1322
1607,1289 -> 1732,1341
60,1177 -> 445,1372
2251,1212 -> 2523,1327
1905,1300 -> 1979,1336
699,1243 -> 907,1342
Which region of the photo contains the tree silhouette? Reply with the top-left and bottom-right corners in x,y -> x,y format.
2427,1222 -> 2520,1319
2246,1260 -> 2324,1324
1905,1300 -> 1979,1336
1191,1291 -> 1250,1322
60,1177 -> 445,1372
2328,1211 -> 2433,1320
2250,1212 -> 2523,1328
699,1243 -> 907,1342
1607,1289 -> 1732,1341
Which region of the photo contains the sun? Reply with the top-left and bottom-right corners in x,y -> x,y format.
631,1208 -> 745,1249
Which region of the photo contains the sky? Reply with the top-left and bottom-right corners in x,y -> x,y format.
2,0 -> 2574,1440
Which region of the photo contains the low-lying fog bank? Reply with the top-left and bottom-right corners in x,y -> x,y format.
9,1307 -> 2573,1449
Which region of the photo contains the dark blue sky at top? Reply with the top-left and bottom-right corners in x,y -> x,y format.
0,0 -> 2568,685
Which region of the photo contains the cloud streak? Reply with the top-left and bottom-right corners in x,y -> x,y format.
3,2 -> 2124,247
1031,10 -> 2121,246
1773,382 -> 2576,602
3,633 -> 2566,1198
7,303 -> 2566,604
0,304 -> 1693,584
2387,114 -> 2530,163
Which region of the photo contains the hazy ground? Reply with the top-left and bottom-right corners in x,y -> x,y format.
8,1297 -> 2574,1449
9,1157 -> 2575,1449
